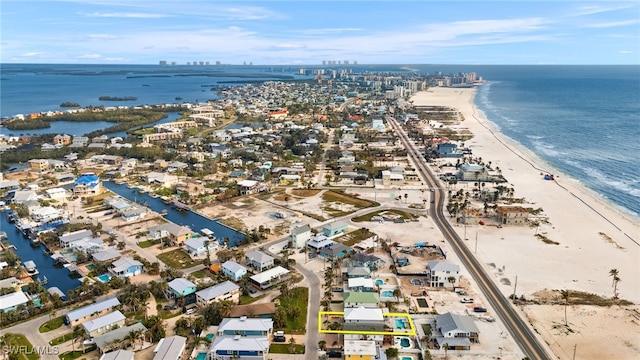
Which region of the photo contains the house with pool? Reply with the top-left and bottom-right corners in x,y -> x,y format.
153,335 -> 186,360
343,307 -> 385,345
217,317 -> 273,337
208,336 -> 270,360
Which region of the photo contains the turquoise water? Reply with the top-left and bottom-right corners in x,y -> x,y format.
86,264 -> 96,271
400,337 -> 410,348
395,319 -> 405,329
97,274 -> 111,282
375,279 -> 385,286
196,353 -> 207,360
402,357 -> 413,360
205,334 -> 214,340
382,290 -> 394,297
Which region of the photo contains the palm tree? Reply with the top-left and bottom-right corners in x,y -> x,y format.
609,269 -> 621,298
560,289 -> 570,326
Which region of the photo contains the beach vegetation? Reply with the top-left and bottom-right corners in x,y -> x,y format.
157,249 -> 201,269
609,269 -> 621,299
535,234 -> 559,245
4,118 -> 50,130
60,102 -> 80,108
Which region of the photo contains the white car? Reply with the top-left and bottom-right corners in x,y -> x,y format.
460,298 -> 474,303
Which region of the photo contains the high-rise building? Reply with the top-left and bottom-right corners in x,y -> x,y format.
159,60 -> 167,66
216,61 -> 221,65
344,60 -> 349,65
322,60 -> 327,65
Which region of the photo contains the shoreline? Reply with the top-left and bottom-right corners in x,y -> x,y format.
410,87 -> 639,303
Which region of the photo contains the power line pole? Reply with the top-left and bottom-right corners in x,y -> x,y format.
474,232 -> 478,254
572,344 -> 577,360
512,275 -> 518,301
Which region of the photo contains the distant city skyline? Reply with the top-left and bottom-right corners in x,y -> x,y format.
1,1 -> 639,65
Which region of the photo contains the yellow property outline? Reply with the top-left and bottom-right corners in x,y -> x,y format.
318,311 -> 416,336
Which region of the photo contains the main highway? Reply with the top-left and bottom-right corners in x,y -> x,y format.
387,116 -> 550,360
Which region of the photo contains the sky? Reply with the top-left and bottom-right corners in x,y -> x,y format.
1,1 -> 639,65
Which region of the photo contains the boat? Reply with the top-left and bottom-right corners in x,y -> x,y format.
161,196 -> 172,204
23,260 -> 39,276
200,228 -> 215,239
38,276 -> 48,285
0,231 -> 6,240
7,213 -> 17,223
161,209 -> 168,215
30,236 -> 40,247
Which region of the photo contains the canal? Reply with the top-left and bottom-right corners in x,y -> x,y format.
0,212 -> 81,294
102,181 -> 246,247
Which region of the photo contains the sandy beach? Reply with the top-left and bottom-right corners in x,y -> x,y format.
410,87 -> 640,359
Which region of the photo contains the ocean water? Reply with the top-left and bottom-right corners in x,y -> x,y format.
1,64 -> 638,218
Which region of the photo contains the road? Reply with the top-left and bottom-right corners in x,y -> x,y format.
387,116 -> 550,360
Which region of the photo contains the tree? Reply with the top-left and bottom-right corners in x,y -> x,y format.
609,269 -> 621,298
447,276 -> 457,289
71,325 -> 84,351
385,347 -> 399,359
560,289 -> 570,326
288,336 -> 297,354
318,340 -> 327,351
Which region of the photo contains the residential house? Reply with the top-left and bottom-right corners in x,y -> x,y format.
343,292 -> 380,309
345,340 -> 377,360
153,335 -> 186,360
143,171 -> 178,188
436,143 -> 463,158
65,297 -> 121,326
208,336 -> 270,360
322,221 -> 348,237
99,350 -> 134,360
457,163 -> 490,182
249,266 -> 290,290
347,278 -> 375,292
290,224 -> 311,248
306,235 -> 334,253
183,236 -> 217,258
82,310 -> 126,338
53,134 -> 72,146
244,250 -> 274,273
108,257 -> 143,278
349,253 -> 385,271
8,190 -> 38,205
344,267 -> 371,279
217,317 -> 273,336
94,323 -> 147,354
496,206 -> 529,225
343,307 -> 385,344
221,261 -> 248,282
319,243 -> 351,261
74,173 -> 103,197
196,281 -> 240,307
148,223 -> 193,246
28,159 -> 49,173
433,312 -> 480,350
59,229 -> 94,248
0,291 -> 30,313
167,278 -> 197,305
92,249 -> 121,263
426,261 -> 460,288
237,180 -> 259,195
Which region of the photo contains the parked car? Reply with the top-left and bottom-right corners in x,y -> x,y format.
460,298 -> 474,303
273,336 -> 286,343
332,287 -> 344,292
473,307 -> 487,313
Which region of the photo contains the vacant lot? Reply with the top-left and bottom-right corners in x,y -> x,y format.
157,249 -> 201,269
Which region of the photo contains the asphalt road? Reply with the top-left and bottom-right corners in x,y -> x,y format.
387,115 -> 550,360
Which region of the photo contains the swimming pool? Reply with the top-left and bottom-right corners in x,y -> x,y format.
205,333 -> 214,340
382,290 -> 394,297
196,352 -> 207,360
86,264 -> 96,271
375,279 -> 386,286
395,319 -> 406,329
402,357 -> 413,360
97,274 -> 111,283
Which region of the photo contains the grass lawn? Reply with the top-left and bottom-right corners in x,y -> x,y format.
269,343 -> 305,354
276,287 -> 308,334
239,294 -> 266,305
38,316 -> 64,333
340,228 -> 378,246
50,332 -> 74,346
138,239 -> 161,248
58,345 -> 97,360
421,324 -> 432,338
1,333 -> 39,360
157,249 -> 201,269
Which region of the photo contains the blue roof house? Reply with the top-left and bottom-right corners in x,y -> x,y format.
73,173 -> 103,196
437,143 -> 463,158
222,261 -> 247,282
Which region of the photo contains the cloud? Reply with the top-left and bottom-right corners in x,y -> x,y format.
618,50 -> 633,54
568,4 -> 635,17
301,28 -> 363,35
80,12 -> 169,18
79,54 -> 102,59
88,34 -> 120,40
583,19 -> 640,28
21,52 -> 47,57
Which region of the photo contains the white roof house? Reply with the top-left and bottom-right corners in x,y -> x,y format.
153,335 -> 186,360
66,297 -> 121,324
217,317 -> 274,336
344,307 -> 384,322
249,266 -> 290,290
0,291 -> 29,312
344,340 -> 377,356
100,350 -> 134,360
347,277 -> 375,290
209,336 -> 269,356
427,260 -> 460,273
82,310 -> 126,335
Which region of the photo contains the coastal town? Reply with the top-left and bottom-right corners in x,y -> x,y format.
0,67 -> 638,360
